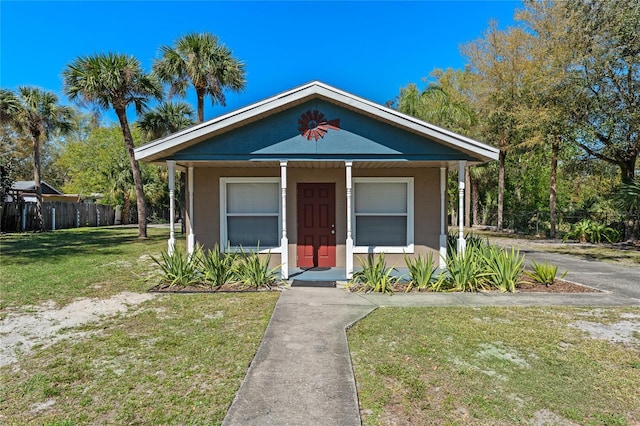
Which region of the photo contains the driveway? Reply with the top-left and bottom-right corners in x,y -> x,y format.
491,238 -> 640,300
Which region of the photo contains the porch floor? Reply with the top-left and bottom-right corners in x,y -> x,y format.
284,267 -> 412,282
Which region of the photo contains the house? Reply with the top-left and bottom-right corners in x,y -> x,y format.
8,181 -> 80,203
134,81 -> 498,279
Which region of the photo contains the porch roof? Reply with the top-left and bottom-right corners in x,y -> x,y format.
134,81 -> 499,165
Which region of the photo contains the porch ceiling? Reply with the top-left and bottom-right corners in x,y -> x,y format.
171,160 -> 466,169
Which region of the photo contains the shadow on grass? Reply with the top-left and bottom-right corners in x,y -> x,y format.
0,226 -> 168,265
546,246 -> 640,265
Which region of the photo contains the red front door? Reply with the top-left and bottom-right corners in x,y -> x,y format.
297,183 -> 336,268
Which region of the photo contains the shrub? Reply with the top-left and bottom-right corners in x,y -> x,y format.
588,222 -> 620,243
197,244 -> 237,288
563,219 -> 620,244
525,260 -> 567,286
404,252 -> 437,292
152,249 -> 200,288
483,246 -> 525,293
350,254 -> 398,294
235,246 -> 280,289
434,245 -> 493,292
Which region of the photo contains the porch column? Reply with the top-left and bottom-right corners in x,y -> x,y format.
439,167 -> 447,269
345,161 -> 354,279
457,160 -> 467,254
167,160 -> 176,255
187,166 -> 195,255
280,161 -> 289,280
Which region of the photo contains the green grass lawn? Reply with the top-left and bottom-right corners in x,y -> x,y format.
3,227 -> 639,425
349,306 -> 640,425
0,227 -> 279,425
0,226 -> 180,309
1,292 -> 278,425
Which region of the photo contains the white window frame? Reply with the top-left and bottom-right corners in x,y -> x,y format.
352,177 -> 414,254
220,177 -> 282,253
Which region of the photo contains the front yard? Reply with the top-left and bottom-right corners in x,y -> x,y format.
0,227 -> 278,425
349,306 -> 640,425
2,227 -> 639,425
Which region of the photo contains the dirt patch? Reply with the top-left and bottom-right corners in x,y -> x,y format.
569,319 -> 640,345
0,292 -> 157,368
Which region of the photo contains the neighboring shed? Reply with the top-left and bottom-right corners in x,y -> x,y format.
134,81 -> 499,279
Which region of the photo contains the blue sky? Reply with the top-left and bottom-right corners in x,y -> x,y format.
1,1 -> 520,123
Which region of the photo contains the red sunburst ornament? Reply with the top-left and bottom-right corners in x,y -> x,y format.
297,110 -> 340,141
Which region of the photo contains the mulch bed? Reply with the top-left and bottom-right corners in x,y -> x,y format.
347,278 -> 601,294
149,282 -> 283,293
516,278 -> 600,293
150,279 -> 600,294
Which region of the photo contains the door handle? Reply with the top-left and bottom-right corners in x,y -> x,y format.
331,230 -> 335,234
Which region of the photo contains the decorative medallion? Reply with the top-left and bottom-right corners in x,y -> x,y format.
297,110 -> 340,141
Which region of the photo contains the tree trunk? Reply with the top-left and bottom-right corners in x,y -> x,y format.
619,157 -> 637,185
465,166 -> 471,228
471,174 -> 480,226
115,107 -> 147,238
32,132 -> 45,232
196,89 -> 205,124
549,139 -> 559,239
497,149 -> 506,231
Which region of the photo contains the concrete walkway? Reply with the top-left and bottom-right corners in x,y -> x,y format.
222,287 -> 376,426
223,250 -> 639,425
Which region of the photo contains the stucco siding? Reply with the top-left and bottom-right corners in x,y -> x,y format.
189,163 -> 442,271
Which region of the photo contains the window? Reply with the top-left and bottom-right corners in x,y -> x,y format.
353,178 -> 413,252
220,178 -> 281,251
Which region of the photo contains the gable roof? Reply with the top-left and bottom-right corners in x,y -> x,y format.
134,81 -> 499,163
12,180 -> 62,195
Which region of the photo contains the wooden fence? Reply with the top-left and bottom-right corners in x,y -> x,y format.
1,201 -> 116,232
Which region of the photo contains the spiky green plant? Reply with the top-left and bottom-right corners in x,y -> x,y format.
563,219 -> 593,243
588,222 -> 620,243
235,246 -> 280,289
447,230 -> 487,256
350,254 -> 398,294
197,244 -> 237,288
152,249 -> 200,288
483,246 -> 525,293
404,252 -> 438,292
525,260 -> 567,287
563,219 -> 620,244
434,245 -> 493,292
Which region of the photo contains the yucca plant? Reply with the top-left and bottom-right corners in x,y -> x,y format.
525,260 -> 567,287
483,246 -> 525,293
350,254 -> 398,294
197,243 -> 238,289
152,249 -> 201,288
588,222 -> 620,243
563,219 -> 593,243
434,244 -> 493,292
235,246 -> 280,289
404,252 -> 438,292
447,230 -> 487,256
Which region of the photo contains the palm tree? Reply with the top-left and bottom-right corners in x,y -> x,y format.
0,89 -> 21,123
1,87 -> 75,231
397,84 -> 476,133
138,101 -> 194,140
63,53 -> 162,238
153,32 -> 246,124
